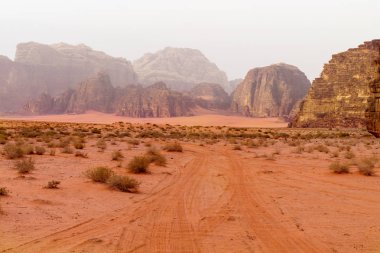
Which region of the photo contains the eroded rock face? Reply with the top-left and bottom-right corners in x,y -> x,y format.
365,41 -> 380,137
133,47 -> 228,91
231,64 -> 310,117
0,42 -> 137,112
292,40 -> 380,128
189,83 -> 230,110
25,73 -> 194,118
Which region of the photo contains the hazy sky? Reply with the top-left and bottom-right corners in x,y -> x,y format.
0,0 -> 379,81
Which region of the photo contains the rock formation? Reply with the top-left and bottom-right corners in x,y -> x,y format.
189,83 -> 230,110
231,64 -> 310,117
133,47 -> 228,91
24,73 -> 194,118
0,42 -> 137,112
365,41 -> 380,136
292,40 -> 380,128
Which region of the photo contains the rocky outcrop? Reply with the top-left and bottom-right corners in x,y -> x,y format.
189,83 -> 230,110
365,41 -> 380,136
231,64 -> 310,117
24,73 -> 194,118
0,42 -> 137,112
133,47 -> 228,91
292,40 -> 380,128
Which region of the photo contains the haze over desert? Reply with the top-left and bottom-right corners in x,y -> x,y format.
1,1 -> 380,253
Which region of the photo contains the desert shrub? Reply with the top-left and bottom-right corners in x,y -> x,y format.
3,143 -> 24,159
45,180 -> 60,189
145,147 -> 167,166
96,139 -> 107,151
357,158 -> 375,176
22,144 -> 35,155
163,142 -> 183,152
329,161 -> 349,174
85,167 -> 114,183
344,151 -> 355,159
75,151 -> 88,158
127,139 -> 140,146
233,145 -> 242,150
127,156 -> 150,173
111,150 -> 124,161
108,175 -> 140,193
73,140 -> 85,150
35,146 -> 46,155
49,149 -> 56,156
313,144 -> 329,153
0,187 -> 9,196
61,146 -> 74,154
14,158 -> 35,174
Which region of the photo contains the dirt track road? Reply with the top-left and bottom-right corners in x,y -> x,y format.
0,145 -> 364,253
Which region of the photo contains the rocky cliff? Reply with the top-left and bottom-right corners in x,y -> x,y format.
189,83 -> 230,110
25,73 -> 194,118
231,64 -> 310,117
133,47 -> 228,91
292,40 -> 380,128
0,42 -> 137,112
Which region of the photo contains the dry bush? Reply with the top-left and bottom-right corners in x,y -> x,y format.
163,142 -> 183,152
329,161 -> 349,174
145,147 -> 167,166
49,149 -> 56,156
112,150 -> 124,161
108,175 -> 140,193
45,180 -> 61,189
357,158 -> 376,176
344,151 -> 355,159
75,151 -> 88,158
127,156 -> 150,173
3,143 -> 24,159
85,167 -> 114,183
233,145 -> 242,151
61,146 -> 74,154
14,158 -> 35,174
313,144 -> 330,153
96,139 -> 107,151
35,146 -> 46,155
0,187 -> 9,196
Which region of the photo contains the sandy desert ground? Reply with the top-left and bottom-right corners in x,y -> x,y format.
0,111 -> 288,128
0,119 -> 379,253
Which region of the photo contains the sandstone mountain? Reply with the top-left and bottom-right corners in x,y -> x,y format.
24,73 -> 194,118
133,47 -> 228,91
292,40 -> 380,128
231,64 -> 310,117
189,83 -> 230,110
0,42 -> 137,112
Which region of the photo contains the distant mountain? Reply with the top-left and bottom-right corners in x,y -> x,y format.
133,47 -> 228,91
189,83 -> 230,110
227,78 -> 243,94
231,63 -> 310,117
24,72 -> 194,118
0,42 -> 137,112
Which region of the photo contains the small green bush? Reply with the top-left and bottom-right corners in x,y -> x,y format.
85,167 -> 114,183
329,161 -> 349,174
0,187 -> 9,196
108,175 -> 140,193
127,156 -> 150,173
111,150 -> 124,161
145,147 -> 167,166
357,158 -> 375,176
45,180 -> 60,189
35,146 -> 46,155
163,142 -> 183,152
3,144 -> 24,159
14,158 -> 35,174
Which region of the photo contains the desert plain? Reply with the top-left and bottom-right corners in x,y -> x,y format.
0,115 -> 378,253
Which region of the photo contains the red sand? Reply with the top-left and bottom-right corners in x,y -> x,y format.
0,111 -> 288,128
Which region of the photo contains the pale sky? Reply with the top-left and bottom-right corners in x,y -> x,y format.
0,0 -> 379,81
